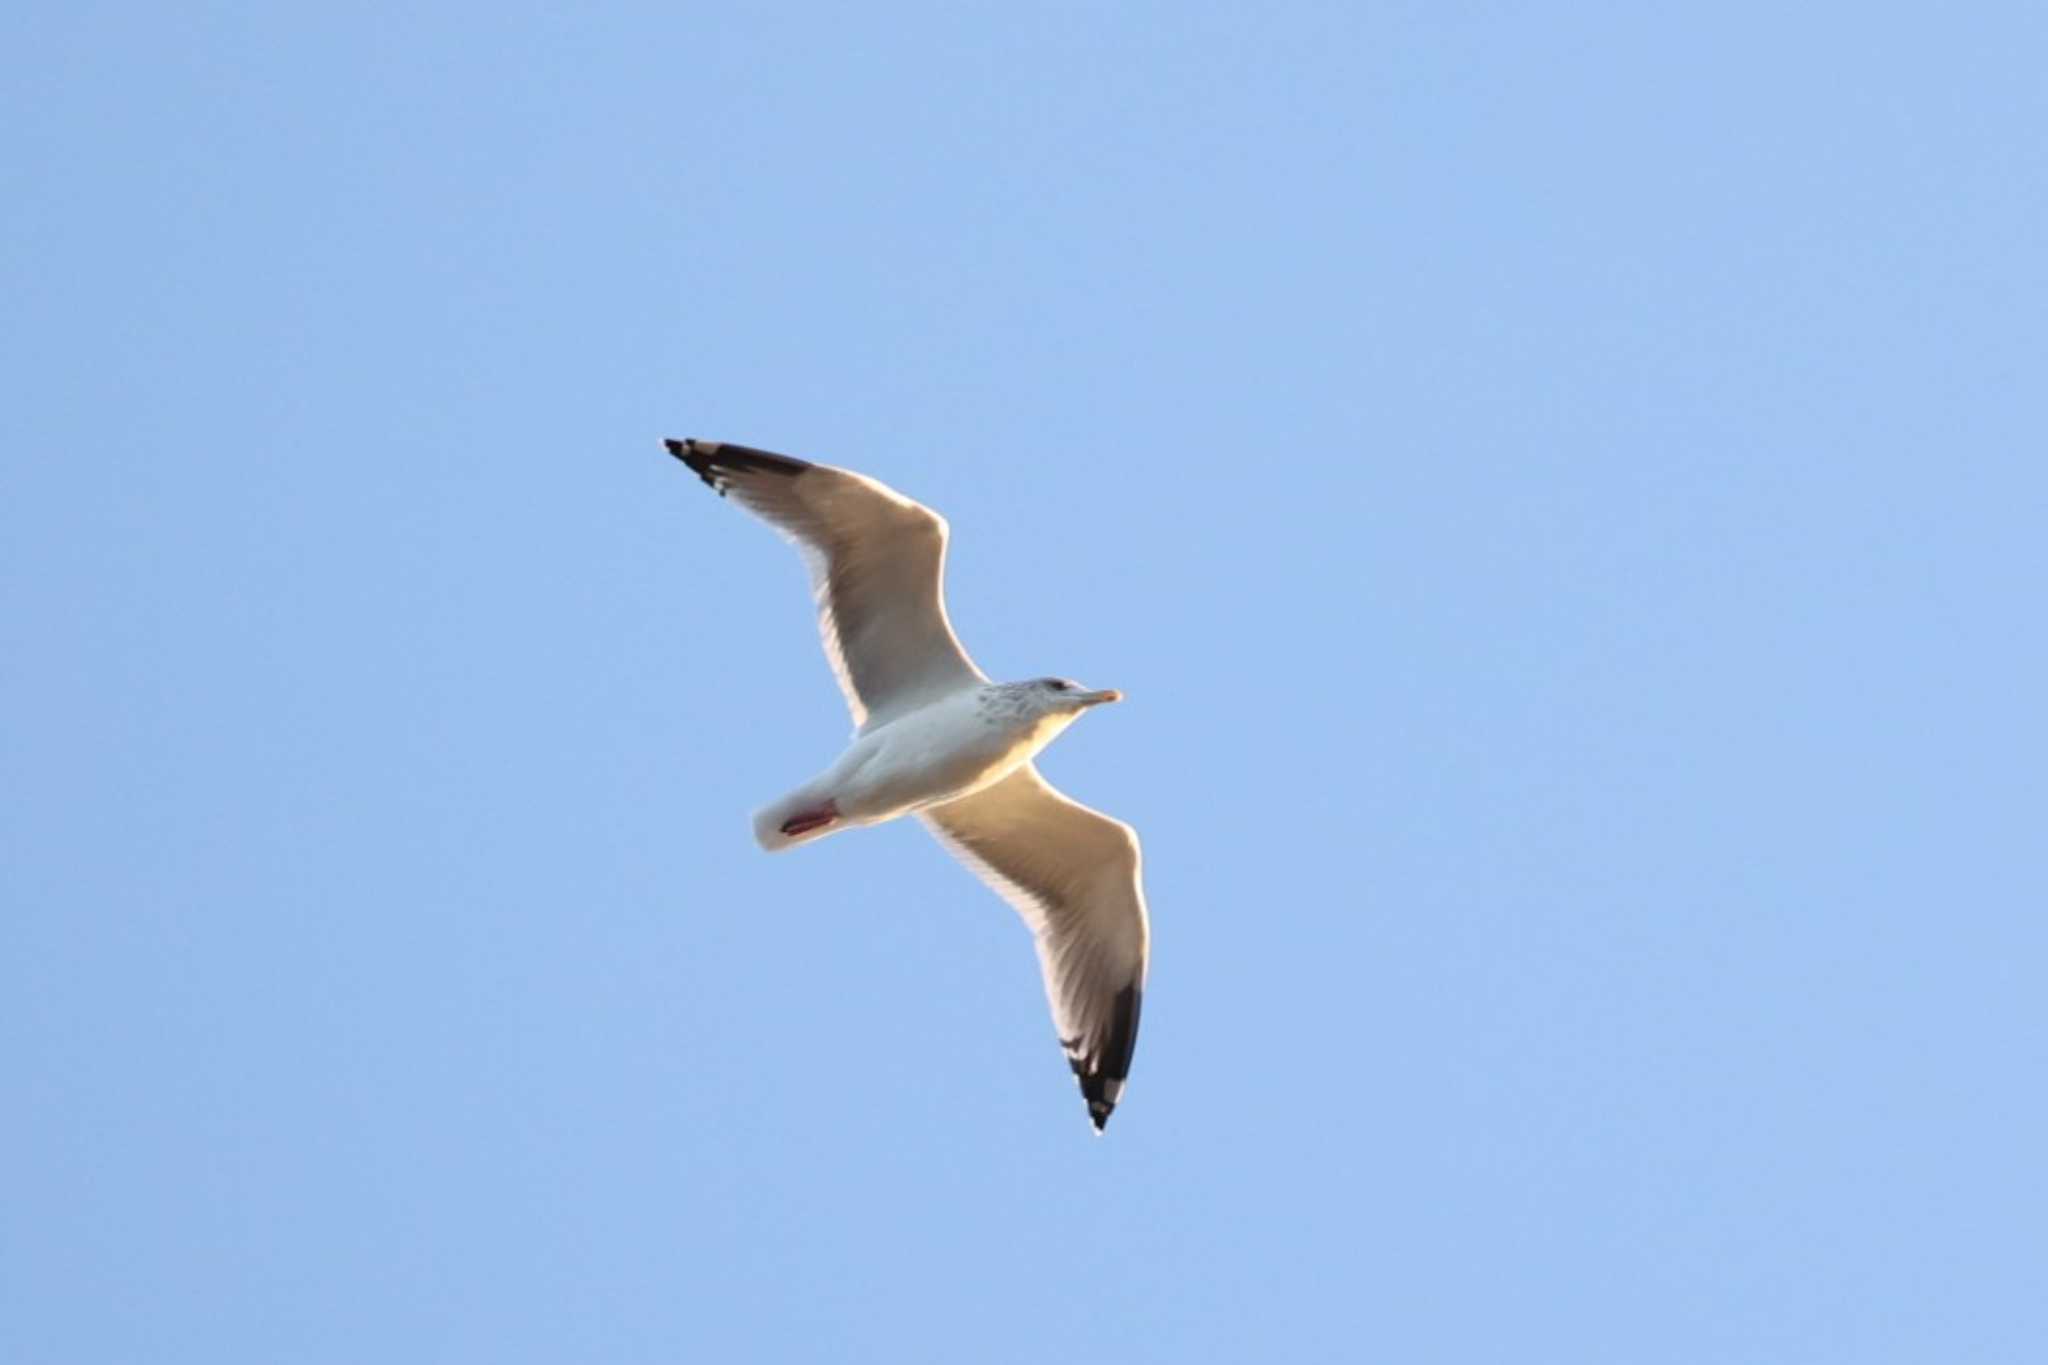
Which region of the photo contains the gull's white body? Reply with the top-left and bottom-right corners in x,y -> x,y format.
665,437 -> 1150,1132
756,686 -> 1083,851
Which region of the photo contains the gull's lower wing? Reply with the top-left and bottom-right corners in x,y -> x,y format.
920,766 -> 1150,1131
665,438 -> 987,729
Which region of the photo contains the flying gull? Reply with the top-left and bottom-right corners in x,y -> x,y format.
664,438 -> 1150,1131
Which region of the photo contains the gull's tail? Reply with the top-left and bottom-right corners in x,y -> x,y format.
752,784 -> 843,852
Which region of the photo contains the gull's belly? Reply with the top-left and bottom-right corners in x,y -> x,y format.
837,702 -> 1031,823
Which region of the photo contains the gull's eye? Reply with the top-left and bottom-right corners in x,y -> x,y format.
1045,679 -> 1073,692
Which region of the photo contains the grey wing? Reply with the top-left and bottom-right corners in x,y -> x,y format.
665,438 -> 987,729
919,766 -> 1150,1132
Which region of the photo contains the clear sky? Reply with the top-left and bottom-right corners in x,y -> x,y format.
5,3 -> 2044,1361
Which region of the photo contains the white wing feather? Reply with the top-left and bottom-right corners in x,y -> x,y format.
667,439 -> 987,729
920,765 -> 1150,1130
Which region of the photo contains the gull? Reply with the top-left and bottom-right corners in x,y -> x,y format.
664,438 -> 1150,1131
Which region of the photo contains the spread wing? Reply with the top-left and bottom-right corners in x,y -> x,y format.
665,439 -> 987,729
920,766 -> 1150,1131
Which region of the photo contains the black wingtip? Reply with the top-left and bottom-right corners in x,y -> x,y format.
662,438 -> 811,496
662,437 -> 723,493
1073,982 -> 1142,1134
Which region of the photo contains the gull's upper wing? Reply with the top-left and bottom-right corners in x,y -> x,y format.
665,439 -> 987,729
920,766 -> 1150,1131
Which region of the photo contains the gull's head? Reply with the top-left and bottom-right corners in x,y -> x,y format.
1029,677 -> 1124,714
983,678 -> 1124,747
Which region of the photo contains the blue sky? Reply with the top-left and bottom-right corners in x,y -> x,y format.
5,3 -> 2044,1360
